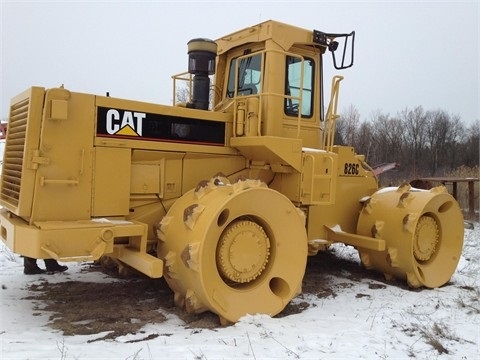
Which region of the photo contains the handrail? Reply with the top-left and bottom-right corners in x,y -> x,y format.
322,75 -> 344,152
171,71 -> 192,106
172,72 -> 219,109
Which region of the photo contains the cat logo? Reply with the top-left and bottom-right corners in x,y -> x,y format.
105,109 -> 146,136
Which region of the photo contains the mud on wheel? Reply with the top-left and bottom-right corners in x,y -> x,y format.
155,175 -> 308,324
356,183 -> 464,288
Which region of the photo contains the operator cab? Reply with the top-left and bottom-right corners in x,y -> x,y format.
225,51 -> 314,118
213,20 -> 354,149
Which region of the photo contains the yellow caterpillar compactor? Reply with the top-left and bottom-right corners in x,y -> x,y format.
1,21 -> 464,324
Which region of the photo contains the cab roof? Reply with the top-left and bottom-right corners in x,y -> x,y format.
215,20 -> 327,55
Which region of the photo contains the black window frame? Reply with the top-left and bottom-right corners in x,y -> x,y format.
284,55 -> 315,119
226,52 -> 262,98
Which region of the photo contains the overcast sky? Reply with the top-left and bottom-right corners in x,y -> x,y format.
1,0 -> 478,124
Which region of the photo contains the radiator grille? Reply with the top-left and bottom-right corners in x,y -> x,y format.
0,97 -> 29,208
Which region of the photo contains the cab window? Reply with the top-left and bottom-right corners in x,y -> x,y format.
226,53 -> 262,97
284,56 -> 314,118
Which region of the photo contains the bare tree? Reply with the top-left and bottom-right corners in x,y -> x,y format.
401,106 -> 427,177
371,112 -> 405,165
339,105 -> 361,147
457,119 -> 478,168
425,109 -> 450,175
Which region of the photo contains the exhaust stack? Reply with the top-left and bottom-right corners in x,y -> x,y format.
186,38 -> 217,110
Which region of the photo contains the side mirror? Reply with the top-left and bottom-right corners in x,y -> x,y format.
314,30 -> 355,70
328,41 -> 339,52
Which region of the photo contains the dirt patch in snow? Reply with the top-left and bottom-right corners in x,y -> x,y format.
24,247 -> 398,340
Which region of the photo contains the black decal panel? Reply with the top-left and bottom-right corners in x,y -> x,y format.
96,107 -> 225,146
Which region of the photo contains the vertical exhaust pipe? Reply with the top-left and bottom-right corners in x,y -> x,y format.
186,38 -> 217,110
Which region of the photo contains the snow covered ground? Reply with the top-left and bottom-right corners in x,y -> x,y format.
1,223 -> 479,359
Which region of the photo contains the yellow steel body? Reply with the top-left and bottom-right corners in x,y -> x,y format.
0,20 -> 464,323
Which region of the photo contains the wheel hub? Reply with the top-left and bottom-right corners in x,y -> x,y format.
413,215 -> 439,262
217,220 -> 270,284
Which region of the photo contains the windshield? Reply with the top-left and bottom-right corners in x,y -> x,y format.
226,53 -> 262,97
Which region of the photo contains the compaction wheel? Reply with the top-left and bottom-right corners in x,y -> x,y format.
356,184 -> 464,288
156,176 -> 308,324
